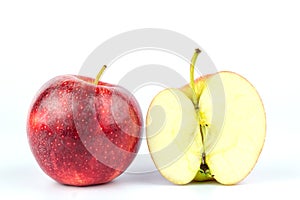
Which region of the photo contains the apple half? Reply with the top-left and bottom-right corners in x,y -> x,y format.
146,49 -> 266,185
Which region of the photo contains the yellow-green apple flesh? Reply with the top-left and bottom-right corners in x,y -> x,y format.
146,50 -> 266,185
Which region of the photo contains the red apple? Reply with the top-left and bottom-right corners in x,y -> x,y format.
27,66 -> 143,186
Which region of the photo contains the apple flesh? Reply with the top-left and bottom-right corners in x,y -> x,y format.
146,50 -> 266,185
146,88 -> 202,184
27,68 -> 143,186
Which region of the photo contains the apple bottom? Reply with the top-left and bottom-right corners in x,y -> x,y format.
34,137 -> 134,186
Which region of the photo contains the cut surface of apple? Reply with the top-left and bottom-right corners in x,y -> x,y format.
197,71 -> 266,184
146,49 -> 266,185
146,88 -> 202,184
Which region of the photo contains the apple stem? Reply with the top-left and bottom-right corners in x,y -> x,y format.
189,49 -> 212,177
93,65 -> 107,85
190,48 -> 201,107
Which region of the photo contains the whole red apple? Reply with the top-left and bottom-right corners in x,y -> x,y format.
27,66 -> 143,186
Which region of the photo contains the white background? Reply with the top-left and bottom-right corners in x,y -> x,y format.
1,0 -> 300,199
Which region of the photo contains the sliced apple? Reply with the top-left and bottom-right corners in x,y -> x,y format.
197,71 -> 266,184
146,49 -> 266,185
146,88 -> 203,184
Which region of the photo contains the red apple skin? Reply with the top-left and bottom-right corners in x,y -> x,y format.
27,75 -> 143,186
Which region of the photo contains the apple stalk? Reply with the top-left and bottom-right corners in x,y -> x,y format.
93,65 -> 107,85
189,49 -> 213,178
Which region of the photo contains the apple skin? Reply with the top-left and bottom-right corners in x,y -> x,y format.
27,75 -> 143,186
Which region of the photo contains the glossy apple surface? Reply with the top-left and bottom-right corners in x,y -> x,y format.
27,75 -> 143,186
